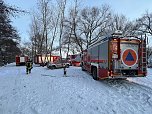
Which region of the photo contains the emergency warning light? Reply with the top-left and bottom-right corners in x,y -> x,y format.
112,30 -> 123,37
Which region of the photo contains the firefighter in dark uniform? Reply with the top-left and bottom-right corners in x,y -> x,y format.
26,59 -> 33,74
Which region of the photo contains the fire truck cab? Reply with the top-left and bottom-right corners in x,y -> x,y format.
68,54 -> 81,67
81,31 -> 147,80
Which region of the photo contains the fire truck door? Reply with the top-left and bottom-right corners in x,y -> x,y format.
20,57 -> 25,63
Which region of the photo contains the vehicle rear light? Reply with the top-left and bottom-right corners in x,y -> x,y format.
108,71 -> 110,76
108,70 -> 113,76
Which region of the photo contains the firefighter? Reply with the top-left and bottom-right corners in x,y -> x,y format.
26,59 -> 33,74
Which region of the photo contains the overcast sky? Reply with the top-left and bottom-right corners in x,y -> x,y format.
5,0 -> 152,43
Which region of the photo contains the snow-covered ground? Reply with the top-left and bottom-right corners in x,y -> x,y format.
0,63 -> 152,114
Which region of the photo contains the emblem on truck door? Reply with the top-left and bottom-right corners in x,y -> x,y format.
122,49 -> 138,67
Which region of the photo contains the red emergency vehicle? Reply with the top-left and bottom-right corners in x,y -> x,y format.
16,55 -> 28,66
81,31 -> 147,80
34,54 -> 60,65
69,54 -> 81,66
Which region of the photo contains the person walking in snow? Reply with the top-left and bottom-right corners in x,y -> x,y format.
26,59 -> 33,74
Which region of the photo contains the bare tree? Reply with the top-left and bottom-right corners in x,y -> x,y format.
79,5 -> 112,48
64,0 -> 84,52
38,0 -> 52,61
109,14 -> 138,36
29,13 -> 44,58
64,3 -> 112,52
56,0 -> 67,59
136,11 -> 152,35
48,5 -> 60,58
29,0 -> 53,63
63,4 -> 81,58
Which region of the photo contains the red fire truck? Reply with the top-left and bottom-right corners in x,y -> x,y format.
69,54 -> 81,66
34,54 -> 60,66
81,31 -> 147,80
16,55 -> 28,66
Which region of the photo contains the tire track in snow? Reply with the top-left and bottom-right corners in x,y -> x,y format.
101,79 -> 152,113
122,80 -> 152,107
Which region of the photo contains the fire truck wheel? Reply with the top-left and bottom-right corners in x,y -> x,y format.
82,68 -> 85,71
82,66 -> 85,71
66,64 -> 69,68
92,68 -> 98,80
51,66 -> 56,69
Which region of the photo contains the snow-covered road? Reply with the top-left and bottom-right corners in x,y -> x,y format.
0,63 -> 152,114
